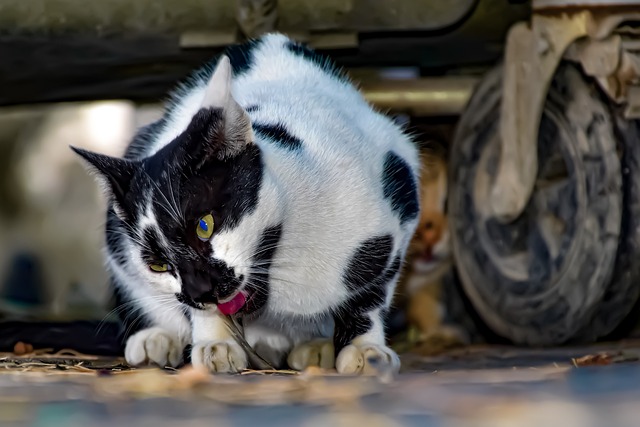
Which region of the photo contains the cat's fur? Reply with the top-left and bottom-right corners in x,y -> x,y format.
396,148 -> 468,354
73,34 -> 420,374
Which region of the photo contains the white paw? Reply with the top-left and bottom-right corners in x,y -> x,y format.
287,339 -> 335,370
336,343 -> 400,375
124,327 -> 184,368
191,340 -> 248,373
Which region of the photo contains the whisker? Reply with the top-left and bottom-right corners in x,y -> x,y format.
141,170 -> 183,224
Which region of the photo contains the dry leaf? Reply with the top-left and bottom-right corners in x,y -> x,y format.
573,353 -> 613,366
12,342 -> 34,356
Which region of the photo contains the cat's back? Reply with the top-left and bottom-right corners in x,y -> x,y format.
236,34 -> 415,161
128,34 -> 416,169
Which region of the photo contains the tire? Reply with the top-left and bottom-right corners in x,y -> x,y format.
448,62 -> 623,345
575,114 -> 640,342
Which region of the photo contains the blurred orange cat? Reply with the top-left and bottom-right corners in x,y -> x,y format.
398,147 -> 467,354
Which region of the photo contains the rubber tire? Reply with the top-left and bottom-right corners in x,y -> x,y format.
448,62 -> 623,345
575,114 -> 640,342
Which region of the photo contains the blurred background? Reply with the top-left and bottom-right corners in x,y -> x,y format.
3,0 -> 640,357
0,102 -> 162,321
0,0 -> 530,334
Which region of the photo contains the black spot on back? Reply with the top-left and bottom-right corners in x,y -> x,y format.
285,40 -> 348,82
245,223 -> 283,315
165,38 -> 262,118
343,235 -> 393,292
246,105 -> 260,113
381,151 -> 419,225
253,123 -> 303,151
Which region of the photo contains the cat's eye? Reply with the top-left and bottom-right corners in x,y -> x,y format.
149,263 -> 172,273
196,214 -> 215,241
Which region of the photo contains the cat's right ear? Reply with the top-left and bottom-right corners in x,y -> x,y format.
70,146 -> 135,219
198,56 -> 254,159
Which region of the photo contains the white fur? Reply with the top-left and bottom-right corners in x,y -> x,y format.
125,327 -> 184,367
110,34 -> 419,372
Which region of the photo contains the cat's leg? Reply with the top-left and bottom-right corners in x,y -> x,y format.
334,307 -> 401,375
287,338 -> 335,370
116,279 -> 191,368
190,308 -> 248,373
244,323 -> 293,369
123,304 -> 190,368
125,326 -> 187,368
408,284 -> 468,354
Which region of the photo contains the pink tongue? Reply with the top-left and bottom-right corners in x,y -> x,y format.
217,291 -> 247,315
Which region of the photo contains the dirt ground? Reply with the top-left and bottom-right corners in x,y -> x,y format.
1,340 -> 640,427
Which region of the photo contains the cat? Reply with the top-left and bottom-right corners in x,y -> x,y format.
395,147 -> 468,354
72,33 -> 421,374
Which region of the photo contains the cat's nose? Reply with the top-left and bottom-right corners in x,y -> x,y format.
184,278 -> 216,304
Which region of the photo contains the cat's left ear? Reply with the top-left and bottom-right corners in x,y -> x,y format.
198,55 -> 254,159
70,146 -> 136,219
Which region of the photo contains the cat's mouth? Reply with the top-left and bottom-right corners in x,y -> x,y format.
217,289 -> 249,315
420,250 -> 434,262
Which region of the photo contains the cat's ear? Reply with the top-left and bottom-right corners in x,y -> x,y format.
198,55 -> 254,159
70,146 -> 135,219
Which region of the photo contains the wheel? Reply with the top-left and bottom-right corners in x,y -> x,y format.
575,114 -> 640,342
449,62 -> 624,345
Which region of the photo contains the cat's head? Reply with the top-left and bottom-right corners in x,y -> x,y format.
407,149 -> 451,273
72,57 -> 271,316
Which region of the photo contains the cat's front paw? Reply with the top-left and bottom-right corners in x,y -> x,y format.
287,339 -> 335,370
191,340 -> 248,373
336,343 -> 400,375
124,327 -> 184,368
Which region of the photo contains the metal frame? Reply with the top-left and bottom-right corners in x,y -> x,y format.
490,0 -> 640,221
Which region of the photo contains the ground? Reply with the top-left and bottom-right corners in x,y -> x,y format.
1,340 -> 640,426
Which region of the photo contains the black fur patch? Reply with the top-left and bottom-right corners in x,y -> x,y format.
245,105 -> 260,113
381,151 -> 419,225
141,227 -> 173,269
253,123 -> 303,151
112,276 -> 150,345
226,39 -> 262,76
214,143 -> 264,231
166,39 -> 262,117
343,235 -> 393,292
334,238 -> 402,352
244,224 -> 283,315
333,313 -> 372,353
142,109 -> 264,234
285,40 -> 348,82
105,208 -> 129,266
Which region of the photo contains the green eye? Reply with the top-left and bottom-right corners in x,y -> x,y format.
149,263 -> 171,273
196,214 -> 215,241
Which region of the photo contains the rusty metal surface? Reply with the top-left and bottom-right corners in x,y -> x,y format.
0,1 -> 530,106
534,0 -> 640,10
360,77 -> 479,116
276,0 -> 477,33
0,0 -> 476,36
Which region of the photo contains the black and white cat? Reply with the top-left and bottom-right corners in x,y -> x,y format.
73,34 -> 420,374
